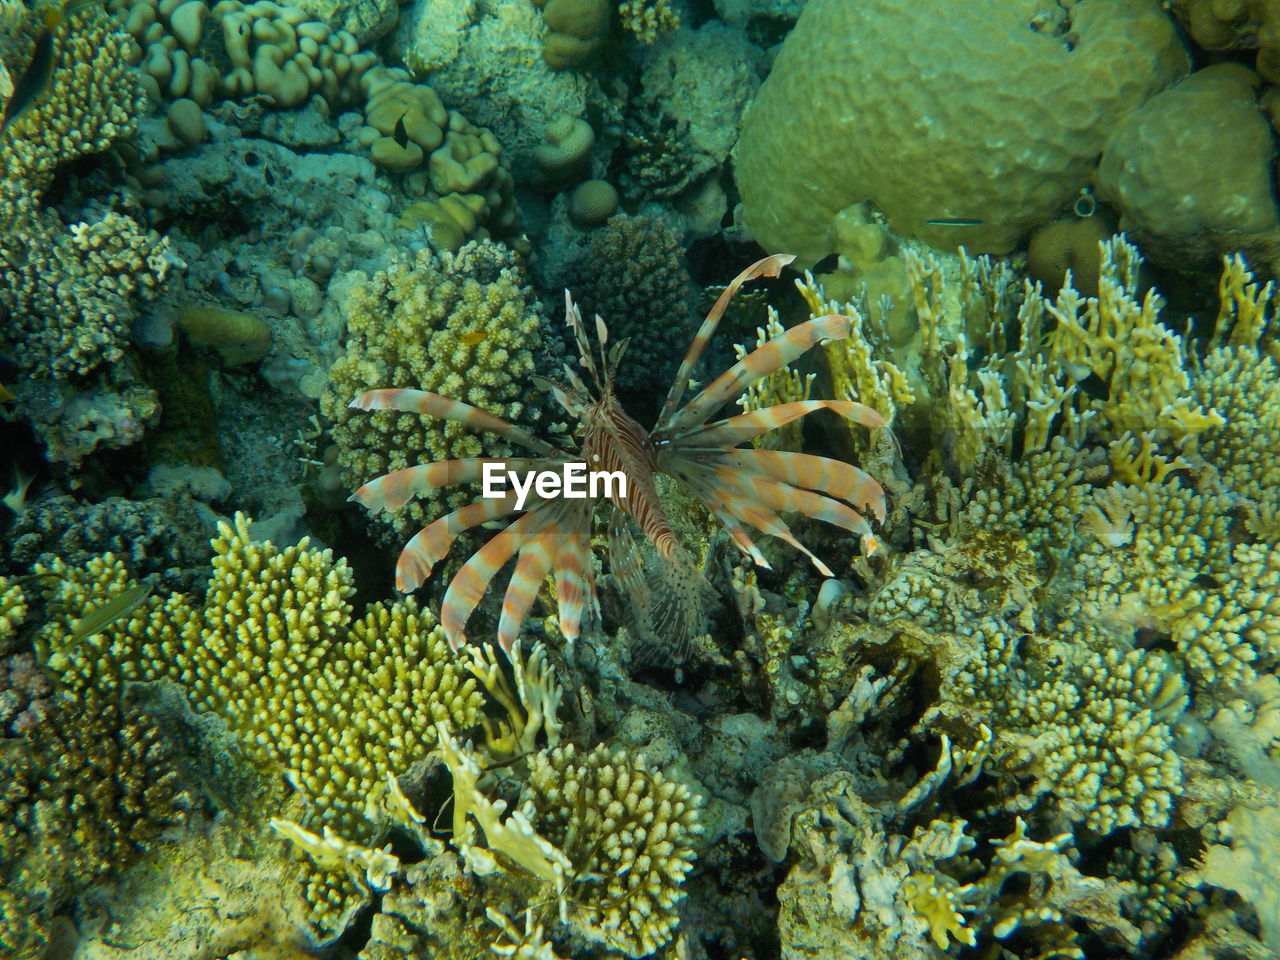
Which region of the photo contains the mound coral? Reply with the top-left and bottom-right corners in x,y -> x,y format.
733,0 -> 1188,262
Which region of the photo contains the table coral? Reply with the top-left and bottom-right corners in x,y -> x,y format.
733,0 -> 1188,264
322,240 -> 544,539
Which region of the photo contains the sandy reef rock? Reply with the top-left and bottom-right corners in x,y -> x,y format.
734,0 -> 1189,265
392,0 -> 588,173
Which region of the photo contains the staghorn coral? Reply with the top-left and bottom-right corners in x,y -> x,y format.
1008,642 -> 1187,835
0,577 -> 27,658
322,241 -> 544,540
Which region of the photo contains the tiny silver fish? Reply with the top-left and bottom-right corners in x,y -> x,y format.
925,217 -> 985,227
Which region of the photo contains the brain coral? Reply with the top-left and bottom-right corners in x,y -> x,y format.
733,0 -> 1189,264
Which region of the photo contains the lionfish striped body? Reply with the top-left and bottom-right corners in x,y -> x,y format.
349,254 -> 886,656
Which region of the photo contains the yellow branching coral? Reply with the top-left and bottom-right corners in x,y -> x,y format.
617,0 -> 679,44
903,872 -> 975,948
1046,237 -> 1222,444
38,515 -> 484,845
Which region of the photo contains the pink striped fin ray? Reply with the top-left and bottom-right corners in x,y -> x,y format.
396,494 -> 520,594
657,314 -> 853,435
353,459 -> 549,514
441,507 -> 550,649
497,529 -> 558,653
666,465 -> 771,568
710,461 -> 873,545
545,499 -> 593,642
715,449 -> 886,523
674,462 -> 833,577
658,253 -> 795,426
350,389 -> 563,457
664,399 -> 885,448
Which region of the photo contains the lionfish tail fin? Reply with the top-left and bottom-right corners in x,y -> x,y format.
646,546 -> 716,665
609,514 -> 714,665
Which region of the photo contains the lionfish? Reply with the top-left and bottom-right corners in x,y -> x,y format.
349,254 -> 886,657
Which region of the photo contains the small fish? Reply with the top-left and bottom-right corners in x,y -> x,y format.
0,382 -> 13,403
1,21 -> 57,139
924,217 -> 985,227
68,575 -> 157,645
0,0 -> 105,140
459,329 -> 488,346
392,113 -> 410,150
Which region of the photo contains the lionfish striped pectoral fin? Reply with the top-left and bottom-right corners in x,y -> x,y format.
669,460 -> 837,576
396,494 -> 520,593
350,389 -> 563,457
352,459 -> 548,514
549,501 -> 595,643
440,506 -> 553,649
668,400 -> 885,449
718,449 -> 887,523
659,253 -> 796,425
657,314 -> 855,435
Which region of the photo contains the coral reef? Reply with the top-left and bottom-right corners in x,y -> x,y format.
4,0 -> 1280,948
